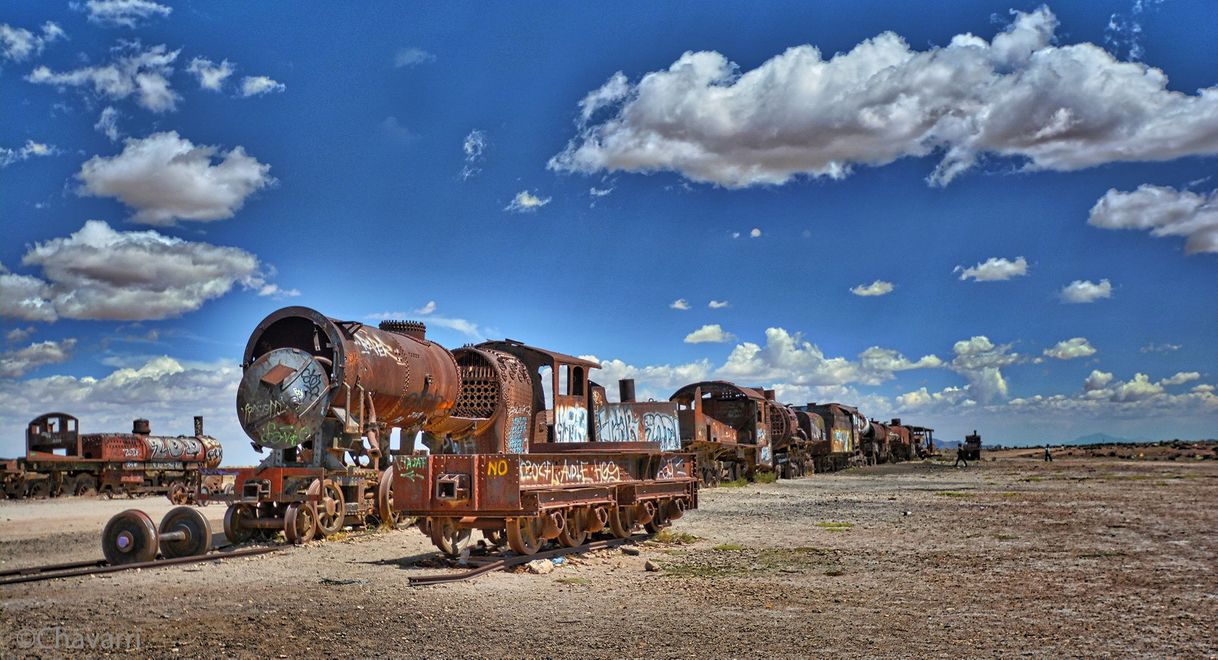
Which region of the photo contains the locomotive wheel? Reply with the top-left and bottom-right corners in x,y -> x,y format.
429,518 -> 472,557
484,528 -> 508,548
167,481 -> 190,505
315,480 -> 346,537
29,480 -> 51,499
557,508 -> 588,547
102,509 -> 158,565
159,506 -> 213,558
644,501 -> 670,534
375,466 -> 399,528
223,503 -> 256,544
73,475 -> 97,497
252,503 -> 280,541
284,503 -> 318,544
608,506 -> 636,539
506,515 -> 545,555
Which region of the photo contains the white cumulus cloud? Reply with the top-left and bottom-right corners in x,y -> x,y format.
240,75 -> 285,97
1044,337 -> 1097,360
186,57 -> 234,91
749,228 -> 761,238
27,43 -> 181,113
951,336 -> 1019,403
550,7 -> 1218,188
0,356 -> 243,459
579,354 -> 713,402
1159,372 -> 1201,387
669,298 -> 690,310
708,300 -> 729,309
955,256 -> 1028,282
1089,184 -> 1218,255
0,221 -> 280,322
76,131 -> 274,225
505,190 -> 551,213
850,280 -> 894,297
0,21 -> 65,62
0,339 -> 76,378
684,324 -> 734,344
77,0 -> 171,28
1060,278 -> 1113,303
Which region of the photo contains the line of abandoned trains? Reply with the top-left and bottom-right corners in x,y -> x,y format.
3,306 -> 937,559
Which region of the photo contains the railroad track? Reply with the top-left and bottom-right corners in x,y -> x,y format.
408,534 -> 642,586
0,545 -> 281,587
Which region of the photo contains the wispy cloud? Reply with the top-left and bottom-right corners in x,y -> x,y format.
955,256 -> 1028,282
505,190 -> 551,213
850,280 -> 894,297
394,47 -> 436,68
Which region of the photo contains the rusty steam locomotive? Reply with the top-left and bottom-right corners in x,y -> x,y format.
198,307 -> 697,556
669,383 -> 935,484
0,413 -> 222,501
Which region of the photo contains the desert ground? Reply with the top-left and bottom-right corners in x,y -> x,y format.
1,449 -> 1215,658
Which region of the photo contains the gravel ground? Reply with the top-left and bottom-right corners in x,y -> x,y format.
1,453 -> 1214,658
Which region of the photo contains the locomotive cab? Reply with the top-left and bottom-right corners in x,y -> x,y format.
26,413 -> 81,458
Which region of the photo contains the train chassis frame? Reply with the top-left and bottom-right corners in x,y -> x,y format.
196,465 -> 395,545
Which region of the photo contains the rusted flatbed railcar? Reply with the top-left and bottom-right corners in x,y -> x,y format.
394,345 -> 697,556
394,448 -> 696,555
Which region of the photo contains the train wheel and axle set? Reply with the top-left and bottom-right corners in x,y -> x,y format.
101,507 -> 212,565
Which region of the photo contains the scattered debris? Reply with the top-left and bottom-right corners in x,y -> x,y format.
526,559 -> 554,575
319,577 -> 367,586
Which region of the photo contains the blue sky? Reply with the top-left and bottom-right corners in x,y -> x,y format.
1,0 -> 1215,464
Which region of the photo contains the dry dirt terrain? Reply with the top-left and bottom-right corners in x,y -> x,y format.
2,452 -> 1215,658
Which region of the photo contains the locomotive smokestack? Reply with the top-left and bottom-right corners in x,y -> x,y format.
764,389 -> 776,401
619,379 -> 636,403
890,418 -> 901,426
194,416 -> 204,436
132,419 -> 150,435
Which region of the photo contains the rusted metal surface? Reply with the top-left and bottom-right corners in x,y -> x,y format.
669,380 -> 773,482
590,382 -> 681,451
238,306 -> 462,450
226,307 -> 699,555
0,546 -> 278,587
0,412 -> 222,500
962,430 -> 982,461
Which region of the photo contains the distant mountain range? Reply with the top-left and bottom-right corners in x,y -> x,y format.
1070,432 -> 1147,445
940,432 -> 1184,448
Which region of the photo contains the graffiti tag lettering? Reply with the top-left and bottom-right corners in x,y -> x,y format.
642,412 -> 680,451
554,406 -> 588,443
596,405 -> 639,443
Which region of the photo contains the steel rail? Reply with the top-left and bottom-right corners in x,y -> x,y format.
0,546 -> 280,587
408,534 -> 644,587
